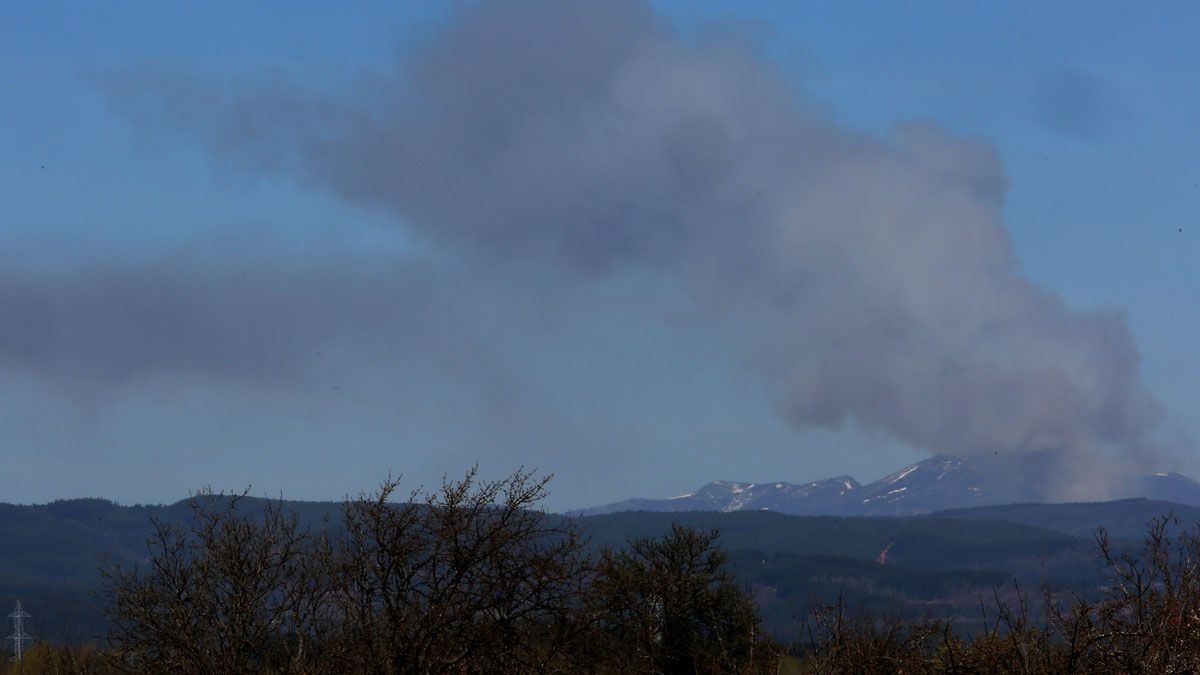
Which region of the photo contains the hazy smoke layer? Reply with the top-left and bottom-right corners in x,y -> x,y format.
87,0 -> 1166,489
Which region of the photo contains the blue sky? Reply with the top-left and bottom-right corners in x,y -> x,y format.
1,1 -> 1197,509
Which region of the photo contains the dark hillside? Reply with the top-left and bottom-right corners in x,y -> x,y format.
0,497 -> 1170,642
932,498 -> 1200,540
580,510 -> 1079,566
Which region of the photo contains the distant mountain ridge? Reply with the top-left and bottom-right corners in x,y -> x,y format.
582,454 -> 1200,517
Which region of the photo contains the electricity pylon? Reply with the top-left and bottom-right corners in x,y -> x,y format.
7,601 -> 31,662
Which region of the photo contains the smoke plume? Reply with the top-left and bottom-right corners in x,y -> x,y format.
81,0 -> 1170,496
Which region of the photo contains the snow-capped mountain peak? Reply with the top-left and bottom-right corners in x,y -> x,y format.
580,454 -> 1200,517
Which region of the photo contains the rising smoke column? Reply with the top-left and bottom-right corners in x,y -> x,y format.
102,0 -> 1165,495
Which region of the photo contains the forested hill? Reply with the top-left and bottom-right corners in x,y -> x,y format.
931,498 -> 1200,539
0,497 -> 341,642
0,496 -> 1190,642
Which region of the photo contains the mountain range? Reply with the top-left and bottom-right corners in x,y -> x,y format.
582,453 -> 1200,517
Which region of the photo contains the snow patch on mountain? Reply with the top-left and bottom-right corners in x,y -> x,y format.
579,454 -> 1200,517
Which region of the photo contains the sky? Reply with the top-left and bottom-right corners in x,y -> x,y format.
1,1 -> 1198,510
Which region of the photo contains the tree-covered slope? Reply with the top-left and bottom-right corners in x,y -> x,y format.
0,496 -> 1175,642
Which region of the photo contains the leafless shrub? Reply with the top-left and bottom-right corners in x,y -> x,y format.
790,513 -> 1200,674
796,594 -> 941,674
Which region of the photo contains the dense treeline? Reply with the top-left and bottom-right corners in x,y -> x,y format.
6,471 -> 1200,673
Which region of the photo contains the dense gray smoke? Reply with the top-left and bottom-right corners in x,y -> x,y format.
28,0 -> 1171,495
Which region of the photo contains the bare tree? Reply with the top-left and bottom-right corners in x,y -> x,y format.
796,593 -> 942,674
1038,514 -> 1200,673
321,467 -> 592,674
99,490 -> 332,674
789,514 -> 1200,674
97,470 -> 792,674
588,524 -> 769,674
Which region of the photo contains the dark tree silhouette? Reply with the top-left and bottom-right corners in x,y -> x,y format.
589,524 -> 766,674
99,491 -> 333,673
320,467 -> 592,673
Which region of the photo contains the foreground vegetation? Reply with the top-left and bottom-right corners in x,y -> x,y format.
98,469 -> 771,673
4,471 -> 1200,672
